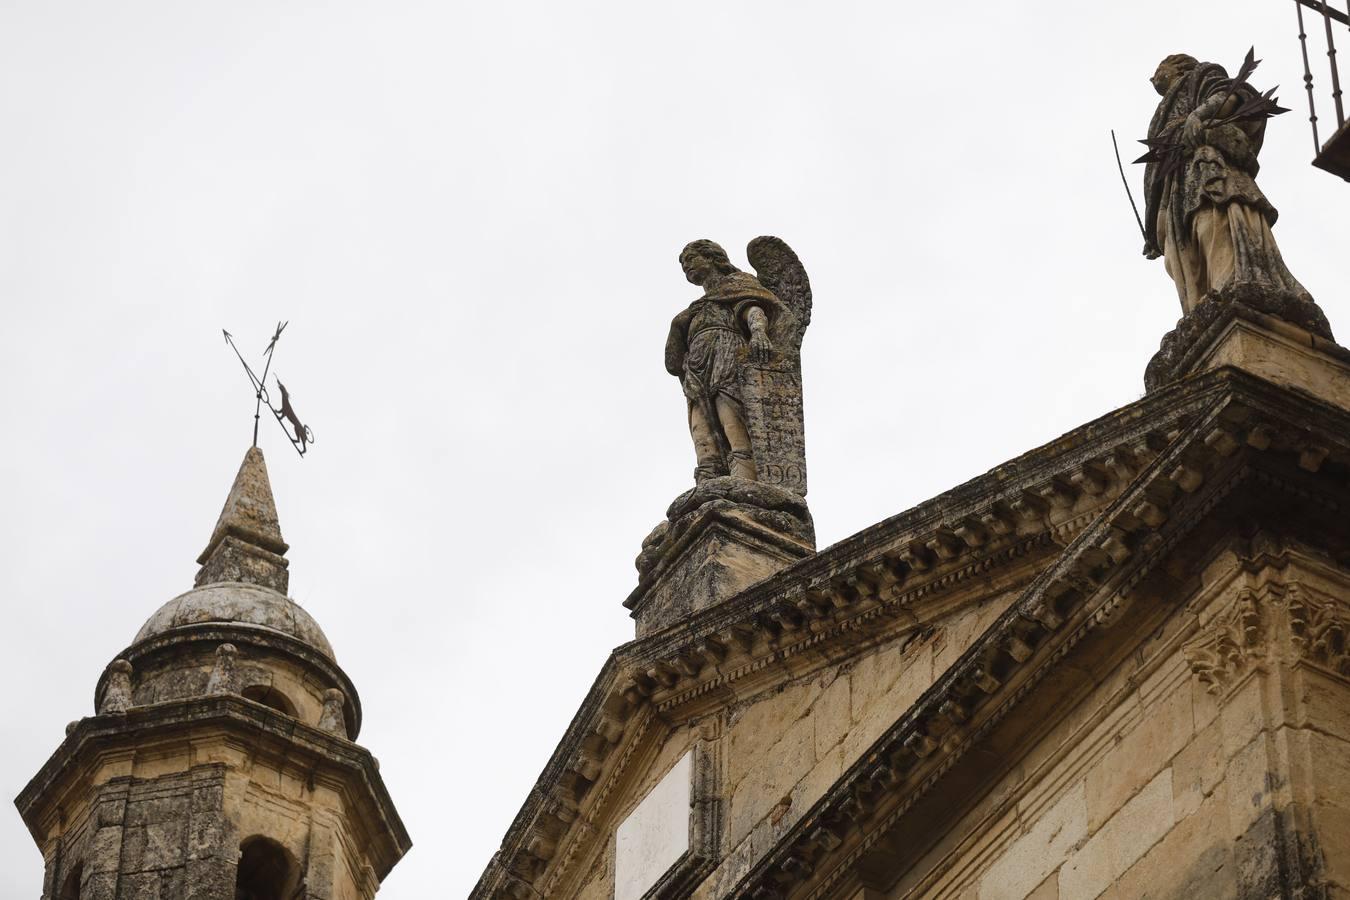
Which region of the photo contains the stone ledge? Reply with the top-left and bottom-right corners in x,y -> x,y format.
1185,309 -> 1350,411
1145,300 -> 1342,393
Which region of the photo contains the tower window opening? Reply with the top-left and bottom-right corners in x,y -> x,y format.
240,685 -> 297,717
234,837 -> 299,900
59,863 -> 83,900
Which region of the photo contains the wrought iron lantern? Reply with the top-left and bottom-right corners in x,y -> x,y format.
1292,0 -> 1350,179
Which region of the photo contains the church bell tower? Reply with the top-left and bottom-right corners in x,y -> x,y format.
14,447 -> 410,899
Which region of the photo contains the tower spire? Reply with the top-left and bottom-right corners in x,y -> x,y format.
195,446 -> 290,592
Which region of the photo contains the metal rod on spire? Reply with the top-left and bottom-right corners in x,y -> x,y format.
254,321 -> 287,447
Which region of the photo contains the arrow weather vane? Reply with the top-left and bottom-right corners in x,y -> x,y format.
222,321 -> 315,457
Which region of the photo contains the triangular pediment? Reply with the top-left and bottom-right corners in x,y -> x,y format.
472,367 -> 1274,900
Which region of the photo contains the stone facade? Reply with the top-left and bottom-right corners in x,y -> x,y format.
473,289 -> 1350,899
15,448 -> 411,899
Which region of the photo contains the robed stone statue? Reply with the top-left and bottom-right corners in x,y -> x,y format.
1141,52 -> 1323,322
665,237 -> 812,494
1138,51 -> 1334,391
633,237 -> 815,582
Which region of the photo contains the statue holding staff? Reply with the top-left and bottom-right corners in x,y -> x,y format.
1139,51 -> 1318,318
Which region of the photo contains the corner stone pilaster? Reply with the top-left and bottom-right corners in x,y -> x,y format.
84,782 -> 130,900
1181,538 -> 1350,897
184,766 -> 236,900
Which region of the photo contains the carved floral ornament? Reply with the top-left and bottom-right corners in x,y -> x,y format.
1184,580 -> 1350,694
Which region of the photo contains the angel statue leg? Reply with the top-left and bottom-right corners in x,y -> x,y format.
715,394 -> 757,481
687,400 -> 727,483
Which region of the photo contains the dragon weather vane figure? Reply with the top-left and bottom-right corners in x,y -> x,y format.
222,321 -> 316,458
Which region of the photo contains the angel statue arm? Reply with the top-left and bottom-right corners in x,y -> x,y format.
745,306 -> 771,363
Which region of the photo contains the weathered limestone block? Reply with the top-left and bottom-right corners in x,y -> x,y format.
1081,670 -> 1193,832
1056,770 -> 1175,900
1145,301 -> 1346,395
979,784 -> 1088,900
304,819 -> 339,900
627,500 -> 813,637
727,678 -> 824,795
728,712 -> 813,843
1115,786 -> 1230,900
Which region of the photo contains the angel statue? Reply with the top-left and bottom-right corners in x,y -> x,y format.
665,237 -> 812,492
1139,50 -> 1324,328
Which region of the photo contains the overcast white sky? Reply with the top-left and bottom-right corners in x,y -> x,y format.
1,1 -> 1346,897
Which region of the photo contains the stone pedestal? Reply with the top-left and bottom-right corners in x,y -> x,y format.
1188,309 -> 1350,409
1146,302 -> 1349,407
624,507 -> 813,638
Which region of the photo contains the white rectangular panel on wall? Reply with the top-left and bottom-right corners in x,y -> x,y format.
614,751 -> 693,900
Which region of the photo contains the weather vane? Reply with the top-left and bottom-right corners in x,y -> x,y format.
222,321 -> 315,457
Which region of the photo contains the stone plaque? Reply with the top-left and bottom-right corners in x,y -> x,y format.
615,752 -> 693,900
741,363 -> 807,496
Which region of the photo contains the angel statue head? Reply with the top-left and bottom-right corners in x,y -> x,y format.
679,239 -> 739,286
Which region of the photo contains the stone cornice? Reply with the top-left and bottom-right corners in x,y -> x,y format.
611,375 -> 1230,714
13,695 -> 411,877
471,368 -> 1350,900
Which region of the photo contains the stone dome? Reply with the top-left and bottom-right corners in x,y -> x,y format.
134,582 -> 335,660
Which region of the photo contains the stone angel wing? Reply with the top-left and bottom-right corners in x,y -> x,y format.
747,236 -> 812,357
